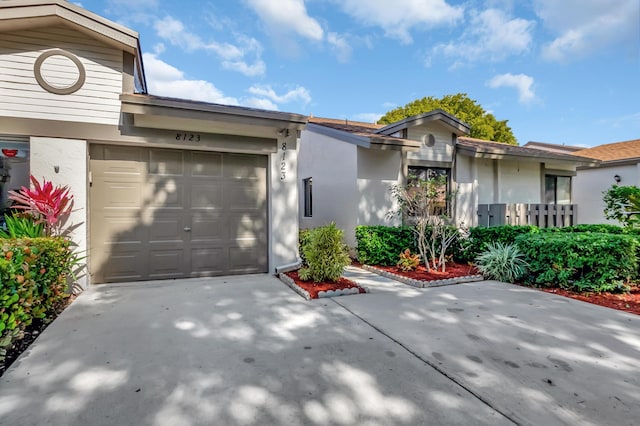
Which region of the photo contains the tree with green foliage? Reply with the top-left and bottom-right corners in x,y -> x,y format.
378,93 -> 517,145
602,185 -> 640,227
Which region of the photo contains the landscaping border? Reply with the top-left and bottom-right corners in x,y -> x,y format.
278,273 -> 369,300
361,264 -> 484,288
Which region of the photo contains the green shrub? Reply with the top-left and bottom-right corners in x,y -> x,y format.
298,223 -> 351,283
460,225 -> 540,262
0,237 -> 74,362
475,242 -> 528,283
0,214 -> 45,238
542,224 -> 625,234
515,233 -> 638,292
298,228 -> 312,266
355,226 -> 416,265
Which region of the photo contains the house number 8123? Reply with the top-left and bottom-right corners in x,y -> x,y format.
280,142 -> 287,181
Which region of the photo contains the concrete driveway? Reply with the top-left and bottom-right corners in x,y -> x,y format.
0,270 -> 638,425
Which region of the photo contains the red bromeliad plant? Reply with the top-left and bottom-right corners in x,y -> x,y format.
8,176 -> 74,236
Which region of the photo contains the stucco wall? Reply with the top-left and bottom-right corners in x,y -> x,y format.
454,154 -> 476,226
30,137 -> 88,289
356,147 -> 402,236
298,129 -> 358,245
498,160 -> 540,203
574,164 -> 639,224
269,133 -> 300,270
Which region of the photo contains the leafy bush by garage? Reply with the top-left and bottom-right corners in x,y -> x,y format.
0,237 -> 74,362
515,233 -> 638,292
298,223 -> 351,283
355,226 -> 416,266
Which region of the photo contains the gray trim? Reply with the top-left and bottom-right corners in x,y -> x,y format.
0,116 -> 278,154
456,142 -> 598,166
121,94 -> 308,126
305,123 -> 370,147
577,157 -> 640,170
122,51 -> 135,94
376,109 -> 471,136
406,159 -> 453,168
34,49 -> 86,95
544,168 -> 577,177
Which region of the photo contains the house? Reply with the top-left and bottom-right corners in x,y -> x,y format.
571,139 -> 640,224
0,0 -> 308,286
299,112 -> 598,246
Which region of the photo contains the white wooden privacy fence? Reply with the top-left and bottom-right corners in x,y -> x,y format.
477,204 -> 577,228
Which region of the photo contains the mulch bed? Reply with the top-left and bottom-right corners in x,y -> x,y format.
538,285 -> 640,315
0,295 -> 75,377
283,270 -> 366,299
367,262 -> 479,281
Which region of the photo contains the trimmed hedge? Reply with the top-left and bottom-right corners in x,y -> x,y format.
459,225 -> 540,262
355,226 -> 416,266
515,232 -> 638,292
0,237 -> 73,362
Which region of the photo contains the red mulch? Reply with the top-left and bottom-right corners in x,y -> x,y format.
284,271 -> 366,299
367,262 -> 479,281
538,285 -> 640,315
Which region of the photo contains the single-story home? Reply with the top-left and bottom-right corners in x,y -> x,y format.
570,139 -> 640,224
0,0 -> 308,286
299,113 -> 598,246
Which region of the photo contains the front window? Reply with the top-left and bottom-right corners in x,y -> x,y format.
545,175 -> 571,204
303,177 -> 312,217
407,166 -> 451,216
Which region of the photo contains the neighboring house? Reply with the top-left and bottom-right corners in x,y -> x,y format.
571,139 -> 640,224
299,112 -> 597,246
0,0 -> 307,286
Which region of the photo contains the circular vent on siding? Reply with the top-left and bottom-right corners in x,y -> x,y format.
423,133 -> 436,147
34,50 -> 86,95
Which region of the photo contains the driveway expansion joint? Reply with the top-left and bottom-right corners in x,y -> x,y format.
330,297 -> 521,426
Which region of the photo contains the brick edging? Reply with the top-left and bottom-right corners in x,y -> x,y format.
361,264 -> 484,288
278,273 -> 369,300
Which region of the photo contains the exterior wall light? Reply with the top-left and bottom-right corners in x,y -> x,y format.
614,174 -> 622,184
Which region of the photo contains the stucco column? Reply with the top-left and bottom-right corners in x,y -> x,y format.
269,133 -> 300,272
30,137 -> 88,290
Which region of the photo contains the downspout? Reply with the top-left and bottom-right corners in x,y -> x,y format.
275,260 -> 302,274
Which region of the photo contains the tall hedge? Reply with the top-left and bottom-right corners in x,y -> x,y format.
459,225 -> 540,262
355,226 -> 416,266
515,232 -> 638,292
0,237 -> 74,362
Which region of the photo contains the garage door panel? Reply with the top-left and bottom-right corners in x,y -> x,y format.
229,246 -> 267,273
192,152 -> 223,177
149,149 -> 184,176
190,213 -> 226,241
190,247 -> 225,275
148,249 -> 184,279
191,183 -> 223,209
91,145 -> 268,283
224,154 -> 267,178
226,181 -> 266,210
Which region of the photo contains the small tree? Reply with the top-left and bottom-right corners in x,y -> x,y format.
603,185 -> 640,227
389,176 -> 459,272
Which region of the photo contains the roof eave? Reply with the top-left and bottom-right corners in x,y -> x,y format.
376,110 -> 471,136
456,144 -> 600,166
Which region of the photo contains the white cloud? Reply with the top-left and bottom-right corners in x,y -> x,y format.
535,0 -> 640,61
351,112 -> 384,123
246,0 -> 324,41
488,73 -> 536,104
433,9 -> 534,64
243,98 -> 279,110
142,53 -> 239,105
105,0 -> 158,25
327,32 -> 353,63
247,85 -> 312,105
336,0 -> 463,43
154,16 -> 266,77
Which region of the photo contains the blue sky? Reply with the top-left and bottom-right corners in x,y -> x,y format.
77,0 -> 639,147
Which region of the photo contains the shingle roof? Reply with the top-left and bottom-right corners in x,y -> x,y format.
307,117 -> 420,149
457,137 -> 598,164
308,117 -> 384,132
572,139 -> 640,162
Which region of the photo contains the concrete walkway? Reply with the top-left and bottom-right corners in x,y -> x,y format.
0,269 -> 639,425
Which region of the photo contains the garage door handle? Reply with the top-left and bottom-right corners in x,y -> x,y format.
183,226 -> 192,232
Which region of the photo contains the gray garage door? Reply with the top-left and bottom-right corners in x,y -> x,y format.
89,145 -> 268,283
